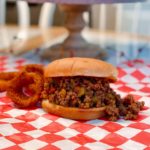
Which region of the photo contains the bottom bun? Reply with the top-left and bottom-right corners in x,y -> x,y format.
42,100 -> 106,120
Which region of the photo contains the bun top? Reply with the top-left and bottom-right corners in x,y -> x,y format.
44,57 -> 118,82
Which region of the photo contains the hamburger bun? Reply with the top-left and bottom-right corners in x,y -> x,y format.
44,57 -> 118,82
42,100 -> 105,120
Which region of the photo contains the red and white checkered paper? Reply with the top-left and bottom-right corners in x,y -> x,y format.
0,55 -> 150,150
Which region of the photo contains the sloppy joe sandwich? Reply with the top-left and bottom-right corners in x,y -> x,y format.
41,57 -> 144,121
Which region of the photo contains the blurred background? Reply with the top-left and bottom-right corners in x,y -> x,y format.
0,0 -> 150,65
3,1 -> 150,34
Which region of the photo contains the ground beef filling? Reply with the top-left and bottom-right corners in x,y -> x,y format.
41,77 -> 144,121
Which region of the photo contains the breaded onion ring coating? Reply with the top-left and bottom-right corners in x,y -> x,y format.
22,64 -> 44,75
7,72 -> 43,108
0,64 -> 44,93
0,72 -> 18,80
0,72 -> 18,92
22,64 -> 44,94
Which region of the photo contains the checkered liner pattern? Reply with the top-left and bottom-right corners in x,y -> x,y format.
0,55 -> 150,150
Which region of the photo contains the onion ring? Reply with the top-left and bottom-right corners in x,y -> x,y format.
22,64 -> 44,95
0,72 -> 18,92
7,71 -> 43,108
0,64 -> 44,93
